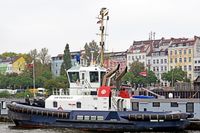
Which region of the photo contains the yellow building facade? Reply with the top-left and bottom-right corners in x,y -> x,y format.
168,40 -> 194,81
12,57 -> 26,74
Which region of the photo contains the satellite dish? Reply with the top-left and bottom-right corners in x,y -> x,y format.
168,93 -> 173,98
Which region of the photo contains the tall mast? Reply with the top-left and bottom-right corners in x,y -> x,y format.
97,7 -> 109,67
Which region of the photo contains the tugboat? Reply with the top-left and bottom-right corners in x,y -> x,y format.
7,8 -> 193,132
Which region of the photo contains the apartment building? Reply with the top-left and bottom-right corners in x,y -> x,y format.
51,51 -> 80,76
127,40 -> 152,69
104,51 -> 127,72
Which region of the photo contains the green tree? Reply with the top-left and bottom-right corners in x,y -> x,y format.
44,76 -> 67,95
122,61 -> 158,88
0,52 -> 17,58
60,44 -> 71,88
60,44 -> 72,76
82,40 -> 99,66
161,68 -> 189,87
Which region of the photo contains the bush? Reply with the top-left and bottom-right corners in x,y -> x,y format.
15,90 -> 33,98
0,91 -> 11,98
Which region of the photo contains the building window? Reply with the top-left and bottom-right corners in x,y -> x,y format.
132,56 -> 134,61
179,58 -> 182,63
161,66 -> 163,71
171,102 -> 178,107
142,55 -> 145,59
153,102 -> 160,107
148,60 -> 150,64
157,67 -> 159,72
189,74 -> 192,79
184,49 -> 186,54
195,61 -> 197,64
153,67 -> 155,71
77,102 -> 81,108
165,82 -> 167,86
179,50 -> 182,55
170,58 -> 173,63
184,66 -> 187,71
189,65 -> 192,71
179,66 -> 182,70
157,59 -> 159,64
188,49 -> 191,54
165,66 -> 167,71
170,51 -> 172,55
186,102 -> 194,113
161,59 -> 163,64
175,50 -> 177,55
153,60 -> 155,64
164,59 -> 167,63
189,57 -> 191,62
184,57 -> 187,62
53,101 -> 58,108
128,56 -> 131,61
175,58 -> 177,63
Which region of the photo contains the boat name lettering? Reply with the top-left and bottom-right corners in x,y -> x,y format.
54,97 -> 73,99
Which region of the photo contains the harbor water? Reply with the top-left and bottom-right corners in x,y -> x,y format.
0,122 -> 199,133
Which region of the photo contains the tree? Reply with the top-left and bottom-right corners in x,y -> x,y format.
39,48 -> 51,65
60,44 -> 71,88
0,52 -> 17,58
82,40 -> 99,66
122,61 -> 158,88
29,49 -> 38,61
44,76 -> 67,95
162,68 -> 189,87
60,44 -> 72,76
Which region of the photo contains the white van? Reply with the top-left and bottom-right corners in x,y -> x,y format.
37,88 -> 46,95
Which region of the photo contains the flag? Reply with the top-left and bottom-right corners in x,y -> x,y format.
139,71 -> 147,77
27,60 -> 34,68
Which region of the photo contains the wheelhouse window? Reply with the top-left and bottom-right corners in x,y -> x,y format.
186,102 -> 194,113
171,102 -> 178,107
152,102 -> 160,107
90,71 -> 99,83
53,101 -> 58,108
68,72 -> 80,83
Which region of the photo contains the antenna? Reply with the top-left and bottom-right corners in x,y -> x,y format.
97,7 -> 109,67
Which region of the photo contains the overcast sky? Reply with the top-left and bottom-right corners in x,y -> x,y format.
0,0 -> 200,56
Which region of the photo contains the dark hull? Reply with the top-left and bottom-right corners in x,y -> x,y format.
7,103 -> 190,132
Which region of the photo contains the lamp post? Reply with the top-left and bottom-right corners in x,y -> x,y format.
32,60 -> 36,98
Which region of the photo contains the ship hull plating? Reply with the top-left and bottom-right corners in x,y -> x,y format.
7,103 -> 189,132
